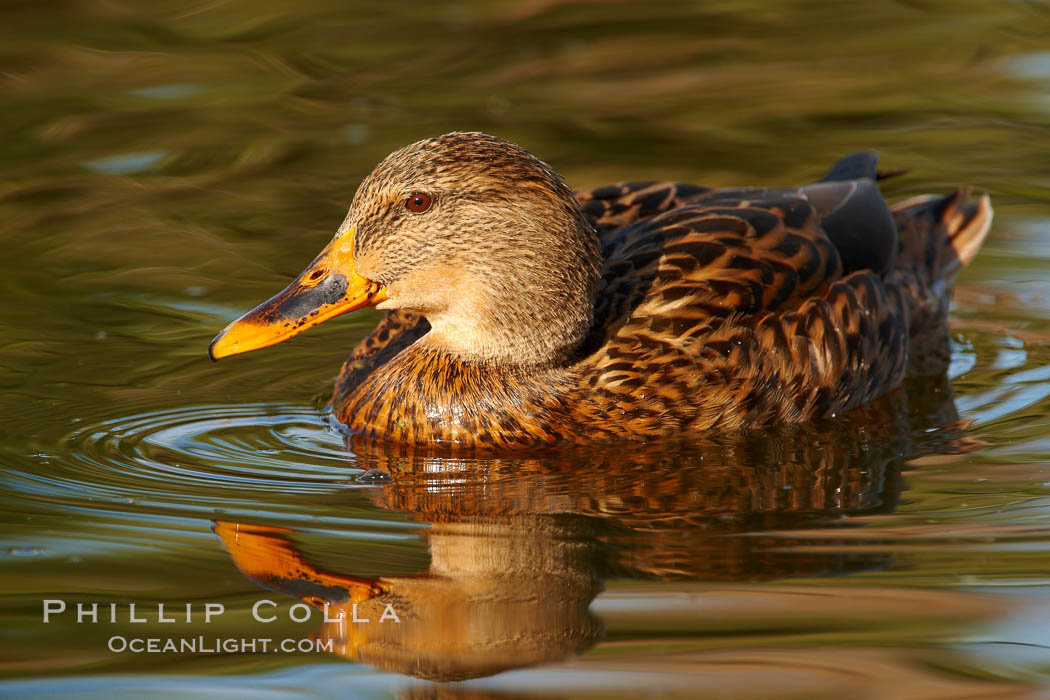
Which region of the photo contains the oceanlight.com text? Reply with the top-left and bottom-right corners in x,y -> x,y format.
106,636 -> 334,654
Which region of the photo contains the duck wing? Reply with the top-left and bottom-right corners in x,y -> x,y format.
576,181 -> 714,235
588,185 -> 883,345
577,151 -> 897,281
572,155 -> 914,432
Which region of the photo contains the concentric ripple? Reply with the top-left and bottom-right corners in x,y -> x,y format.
5,403 -> 367,515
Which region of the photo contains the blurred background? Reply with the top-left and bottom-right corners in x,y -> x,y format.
3,1 -> 1050,697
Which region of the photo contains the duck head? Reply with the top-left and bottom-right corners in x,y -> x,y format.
209,132 -> 602,366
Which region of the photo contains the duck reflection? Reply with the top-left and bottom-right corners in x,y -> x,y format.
215,372 -> 973,682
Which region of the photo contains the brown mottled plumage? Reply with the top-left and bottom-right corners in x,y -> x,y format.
212,132 -> 992,448
331,133 -> 991,447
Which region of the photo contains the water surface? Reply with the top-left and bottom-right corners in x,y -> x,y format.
3,1 -> 1050,697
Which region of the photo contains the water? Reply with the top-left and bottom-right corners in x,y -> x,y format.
3,1 -> 1050,697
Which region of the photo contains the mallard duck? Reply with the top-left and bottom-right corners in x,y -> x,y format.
209,132 -> 991,448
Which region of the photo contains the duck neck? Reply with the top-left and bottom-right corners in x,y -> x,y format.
417,212 -> 603,369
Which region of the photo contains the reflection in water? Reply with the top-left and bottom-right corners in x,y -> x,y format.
217,372 -> 973,682
4,0 -> 1050,693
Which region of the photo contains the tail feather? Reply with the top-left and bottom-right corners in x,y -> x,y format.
889,188 -> 992,376
945,191 -> 993,274
891,188 -> 993,284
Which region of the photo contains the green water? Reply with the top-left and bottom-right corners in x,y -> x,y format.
3,1 -> 1050,697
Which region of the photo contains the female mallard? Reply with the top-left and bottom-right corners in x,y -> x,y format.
209,132 -> 991,448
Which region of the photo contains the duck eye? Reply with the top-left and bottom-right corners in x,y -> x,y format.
405,192 -> 432,213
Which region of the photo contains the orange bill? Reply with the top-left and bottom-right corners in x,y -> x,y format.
209,228 -> 386,361
213,520 -> 383,605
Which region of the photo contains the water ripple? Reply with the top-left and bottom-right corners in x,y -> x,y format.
5,403 -> 363,514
